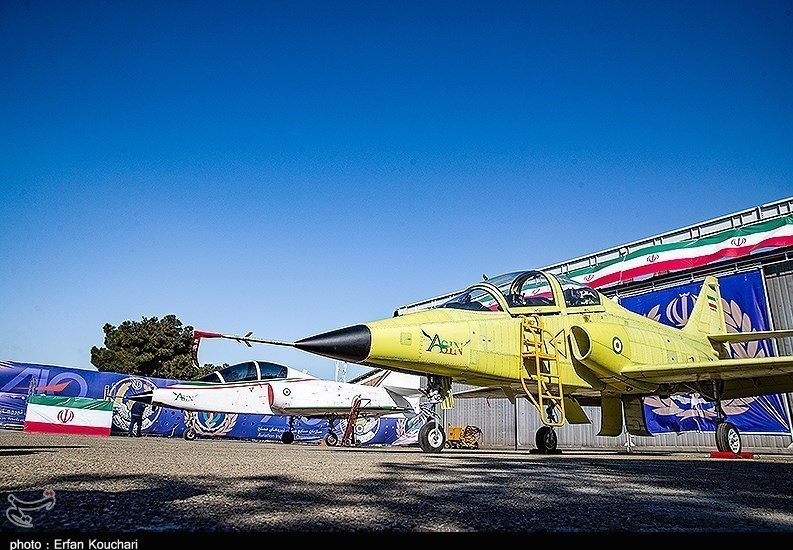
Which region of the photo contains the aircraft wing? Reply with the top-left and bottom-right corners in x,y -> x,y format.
620,356 -> 793,384
453,386 -> 512,400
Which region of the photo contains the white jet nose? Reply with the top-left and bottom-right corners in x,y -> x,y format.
127,392 -> 154,404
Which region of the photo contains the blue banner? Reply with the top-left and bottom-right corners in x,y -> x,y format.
0,360 -> 422,445
619,271 -> 791,434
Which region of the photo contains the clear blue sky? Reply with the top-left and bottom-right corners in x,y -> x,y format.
1,1 -> 791,379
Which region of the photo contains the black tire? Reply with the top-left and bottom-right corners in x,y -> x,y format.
281,431 -> 295,444
324,432 -> 339,447
535,426 -> 558,452
418,423 -> 446,453
716,422 -> 742,454
183,428 -> 197,441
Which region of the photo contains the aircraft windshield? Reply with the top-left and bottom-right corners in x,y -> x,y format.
442,270 -> 561,310
479,271 -> 556,307
443,287 -> 503,312
197,371 -> 222,383
554,274 -> 601,307
217,361 -> 259,383
257,361 -> 288,380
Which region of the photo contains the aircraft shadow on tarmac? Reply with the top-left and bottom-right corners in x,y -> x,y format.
9,454 -> 793,532
0,445 -> 88,457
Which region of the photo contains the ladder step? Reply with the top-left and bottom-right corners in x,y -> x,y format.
520,317 -> 567,428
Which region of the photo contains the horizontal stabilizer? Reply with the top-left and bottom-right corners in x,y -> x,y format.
708,329 -> 793,343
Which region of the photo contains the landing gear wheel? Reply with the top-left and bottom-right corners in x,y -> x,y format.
716,422 -> 742,455
183,428 -> 197,441
418,423 -> 446,453
324,432 -> 338,447
535,426 -> 558,452
281,431 -> 295,444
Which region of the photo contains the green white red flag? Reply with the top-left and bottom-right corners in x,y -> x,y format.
23,395 -> 113,436
566,215 -> 793,289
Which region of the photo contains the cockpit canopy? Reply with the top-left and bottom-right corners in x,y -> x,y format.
441,270 -> 600,312
197,361 -> 289,383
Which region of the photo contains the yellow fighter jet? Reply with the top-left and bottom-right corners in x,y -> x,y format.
199,270 -> 793,454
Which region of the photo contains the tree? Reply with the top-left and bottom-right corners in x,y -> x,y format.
91,314 -> 217,380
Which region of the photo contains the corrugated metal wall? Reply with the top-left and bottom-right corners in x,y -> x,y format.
444,396 -> 790,450
766,260 -> 793,357
444,384 -> 516,448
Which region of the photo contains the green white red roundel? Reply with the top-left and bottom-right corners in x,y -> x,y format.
612,337 -> 623,355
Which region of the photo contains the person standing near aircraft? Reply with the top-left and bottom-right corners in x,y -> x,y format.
128,399 -> 145,437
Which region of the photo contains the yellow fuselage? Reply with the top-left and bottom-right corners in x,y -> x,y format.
362,290 -> 719,397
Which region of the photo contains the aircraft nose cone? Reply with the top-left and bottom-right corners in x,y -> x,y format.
295,324 -> 371,363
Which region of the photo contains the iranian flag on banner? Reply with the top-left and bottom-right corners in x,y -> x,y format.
24,395 -> 113,436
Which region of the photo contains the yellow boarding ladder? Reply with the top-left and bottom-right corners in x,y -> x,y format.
520,316 -> 566,427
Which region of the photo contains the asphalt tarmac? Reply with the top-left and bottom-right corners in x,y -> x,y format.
2,429 -> 793,532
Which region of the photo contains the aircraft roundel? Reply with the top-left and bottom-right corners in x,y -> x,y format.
612,337 -> 623,355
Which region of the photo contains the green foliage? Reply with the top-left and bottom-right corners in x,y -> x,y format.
90,314 -> 216,380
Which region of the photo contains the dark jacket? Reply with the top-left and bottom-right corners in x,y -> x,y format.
130,401 -> 146,420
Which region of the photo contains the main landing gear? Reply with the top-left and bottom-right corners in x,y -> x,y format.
281,416 -> 296,444
532,402 -> 560,454
324,418 -> 339,447
535,426 -> 558,452
712,381 -> 742,455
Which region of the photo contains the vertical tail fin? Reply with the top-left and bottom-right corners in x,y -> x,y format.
683,276 -> 726,336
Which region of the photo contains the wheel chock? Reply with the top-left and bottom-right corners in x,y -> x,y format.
709,451 -> 755,459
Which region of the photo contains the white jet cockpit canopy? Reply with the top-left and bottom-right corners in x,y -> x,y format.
440,270 -> 601,312
196,360 -> 291,383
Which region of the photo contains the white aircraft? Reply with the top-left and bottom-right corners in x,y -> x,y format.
130,360 -> 425,446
